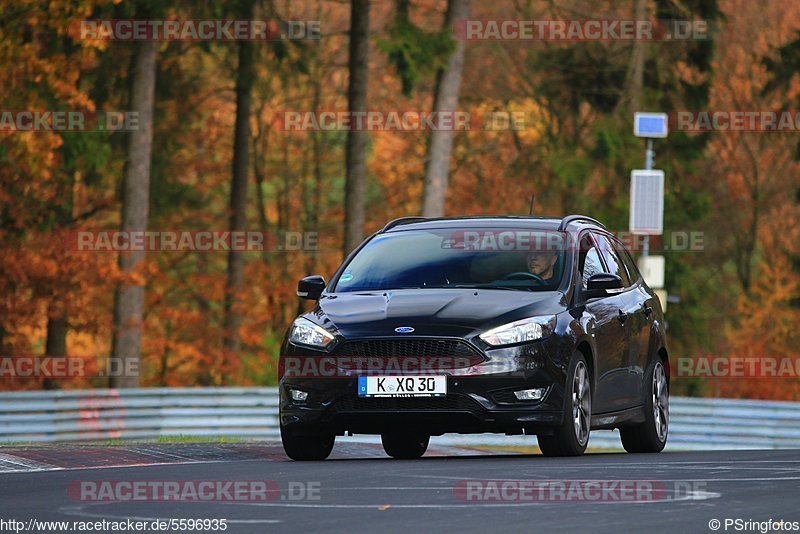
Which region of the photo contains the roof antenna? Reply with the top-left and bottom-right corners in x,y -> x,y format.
528,193 -> 535,216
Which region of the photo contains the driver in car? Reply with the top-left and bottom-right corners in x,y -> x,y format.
526,249 -> 558,282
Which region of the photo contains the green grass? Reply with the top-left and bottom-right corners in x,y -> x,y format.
0,435 -> 255,448
154,435 -> 248,444
469,444 -> 623,454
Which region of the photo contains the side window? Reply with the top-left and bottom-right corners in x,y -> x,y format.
579,235 -> 606,287
594,234 -> 631,287
618,246 -> 641,284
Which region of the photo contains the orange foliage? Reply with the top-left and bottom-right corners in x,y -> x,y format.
2,0 -> 800,401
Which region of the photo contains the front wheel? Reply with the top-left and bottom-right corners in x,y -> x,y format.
620,359 -> 669,453
280,425 -> 335,461
538,353 -> 591,457
381,433 -> 430,459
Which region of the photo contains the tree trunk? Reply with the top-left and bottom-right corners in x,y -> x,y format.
44,169 -> 74,390
43,301 -> 67,390
343,0 -> 370,255
222,1 -> 256,382
422,0 -> 470,217
109,40 -> 157,389
253,101 -> 272,268
626,0 -> 647,116
309,79 -> 323,275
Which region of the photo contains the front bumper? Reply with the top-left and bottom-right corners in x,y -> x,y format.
279,336 -> 572,436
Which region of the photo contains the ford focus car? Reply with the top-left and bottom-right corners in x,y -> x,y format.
279,215 -> 669,460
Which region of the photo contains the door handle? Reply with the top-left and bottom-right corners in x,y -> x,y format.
617,309 -> 627,324
644,306 -> 653,319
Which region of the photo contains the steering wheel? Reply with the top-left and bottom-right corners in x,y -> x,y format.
502,272 -> 545,284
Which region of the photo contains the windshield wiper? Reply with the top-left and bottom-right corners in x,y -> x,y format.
450,284 -> 534,292
488,286 -> 534,292
351,285 -> 537,292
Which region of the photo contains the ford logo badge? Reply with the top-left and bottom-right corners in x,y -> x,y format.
394,326 -> 415,333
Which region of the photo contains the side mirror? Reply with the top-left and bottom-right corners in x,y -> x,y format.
584,273 -> 624,299
297,275 -> 326,300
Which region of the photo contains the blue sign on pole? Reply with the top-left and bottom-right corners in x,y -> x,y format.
634,112 -> 668,138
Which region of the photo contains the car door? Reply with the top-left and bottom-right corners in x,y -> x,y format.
594,233 -> 643,408
577,233 -> 629,414
617,243 -> 656,403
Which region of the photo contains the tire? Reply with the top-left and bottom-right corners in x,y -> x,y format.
620,358 -> 669,453
381,433 -> 430,459
280,425 -> 335,461
538,352 -> 591,457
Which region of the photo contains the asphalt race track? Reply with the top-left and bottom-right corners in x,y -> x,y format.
0,443 -> 799,533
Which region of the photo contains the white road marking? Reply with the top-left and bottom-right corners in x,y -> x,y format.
0,458 -> 267,474
219,489 -> 720,508
404,473 -> 800,483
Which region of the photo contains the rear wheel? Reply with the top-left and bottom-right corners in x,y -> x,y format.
381,433 -> 430,459
280,425 -> 335,461
620,359 -> 668,453
538,353 -> 591,457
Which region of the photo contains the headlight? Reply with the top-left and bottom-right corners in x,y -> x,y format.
289,317 -> 335,348
479,315 -> 556,346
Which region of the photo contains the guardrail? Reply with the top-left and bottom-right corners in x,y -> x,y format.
0,388 -> 279,443
1,388 -> 799,450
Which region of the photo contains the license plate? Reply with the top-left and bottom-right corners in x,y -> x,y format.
358,375 -> 447,397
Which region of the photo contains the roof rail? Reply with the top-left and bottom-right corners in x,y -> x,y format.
558,214 -> 606,231
380,216 -> 428,232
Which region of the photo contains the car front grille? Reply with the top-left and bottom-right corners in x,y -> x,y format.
332,338 -> 485,370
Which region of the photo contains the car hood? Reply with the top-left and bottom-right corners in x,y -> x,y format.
312,288 -> 566,339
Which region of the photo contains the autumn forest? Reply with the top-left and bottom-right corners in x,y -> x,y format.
2,0 -> 800,399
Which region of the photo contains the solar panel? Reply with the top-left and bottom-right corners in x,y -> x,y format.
629,170 -> 664,235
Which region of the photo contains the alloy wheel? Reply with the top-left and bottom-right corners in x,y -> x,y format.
573,360 -> 591,446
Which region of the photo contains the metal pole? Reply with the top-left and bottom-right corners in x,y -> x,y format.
642,138 -> 654,257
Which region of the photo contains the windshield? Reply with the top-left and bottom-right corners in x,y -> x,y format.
334,229 -> 567,292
